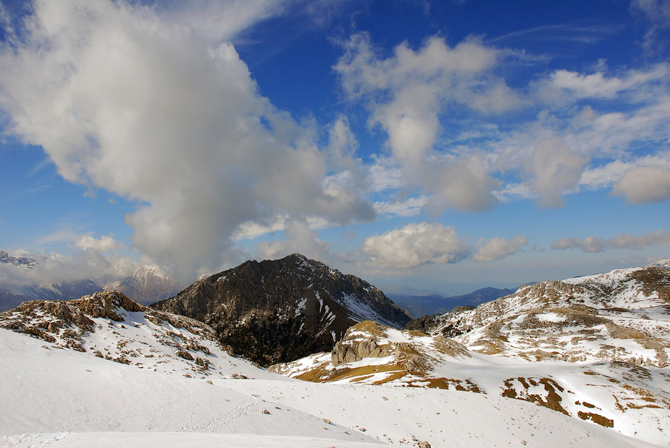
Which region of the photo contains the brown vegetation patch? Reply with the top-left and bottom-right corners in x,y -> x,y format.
577,411 -> 614,428
630,268 -> 670,303
297,362 -> 407,384
408,377 -> 483,393
502,377 -> 569,416
345,320 -> 387,338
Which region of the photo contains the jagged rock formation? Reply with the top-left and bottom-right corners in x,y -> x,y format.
103,266 -> 181,304
407,262 -> 670,367
153,254 -> 412,366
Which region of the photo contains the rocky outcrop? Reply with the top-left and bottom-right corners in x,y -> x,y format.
270,320 -> 471,383
153,254 -> 412,366
0,291 -> 220,352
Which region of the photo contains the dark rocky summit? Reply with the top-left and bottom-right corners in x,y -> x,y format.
153,254 -> 412,366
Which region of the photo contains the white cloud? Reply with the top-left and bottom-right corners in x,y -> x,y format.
0,0 -> 373,281
552,230 -> 670,252
611,166 -> 670,204
367,159 -> 404,193
75,235 -> 125,252
428,156 -> 500,211
335,33 -> 517,211
551,236 -> 608,253
526,137 -> 586,207
493,183 -> 537,202
547,65 -> 668,99
232,215 -> 289,240
257,220 -> 332,262
158,0 -> 291,44
609,230 -> 670,248
579,154 -> 670,190
361,222 -> 470,269
630,0 -> 670,53
473,236 -> 528,262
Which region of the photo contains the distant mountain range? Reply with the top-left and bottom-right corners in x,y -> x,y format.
388,287 -> 516,318
0,250 -> 37,268
0,252 -> 181,312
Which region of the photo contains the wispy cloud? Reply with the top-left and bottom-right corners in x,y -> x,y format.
489,22 -> 623,46
552,230 -> 670,253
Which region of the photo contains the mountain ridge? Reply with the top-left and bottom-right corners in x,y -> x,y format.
153,253 -> 412,366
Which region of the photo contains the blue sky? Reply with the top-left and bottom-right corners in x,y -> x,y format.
1,0 -> 669,294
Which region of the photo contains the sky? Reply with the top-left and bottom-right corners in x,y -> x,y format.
0,0 -> 669,295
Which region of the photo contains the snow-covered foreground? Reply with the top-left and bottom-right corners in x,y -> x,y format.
0,328 -> 659,448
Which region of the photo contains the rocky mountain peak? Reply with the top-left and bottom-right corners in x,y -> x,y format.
153,254 -> 412,366
102,266 -> 181,304
0,250 -> 37,268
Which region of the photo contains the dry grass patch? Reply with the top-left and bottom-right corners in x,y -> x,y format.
577,411 -> 614,428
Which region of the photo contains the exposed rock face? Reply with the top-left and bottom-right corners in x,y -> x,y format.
270,320 -> 471,383
152,254 -> 412,366
409,263 -> 670,367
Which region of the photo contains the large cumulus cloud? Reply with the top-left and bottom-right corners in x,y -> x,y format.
0,0 -> 373,280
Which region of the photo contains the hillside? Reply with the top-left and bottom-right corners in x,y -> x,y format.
408,262 -> 670,366
270,261 -> 670,446
153,254 -> 412,366
0,319 -> 652,448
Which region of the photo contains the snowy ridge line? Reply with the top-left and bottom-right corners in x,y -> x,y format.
411,262 -> 670,368
0,291 -> 276,380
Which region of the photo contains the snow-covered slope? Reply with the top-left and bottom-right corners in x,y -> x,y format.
271,260 -> 670,447
0,329 -> 377,448
271,321 -> 670,446
0,288 -> 660,448
0,291 -> 276,380
0,327 -> 656,448
410,262 -> 670,367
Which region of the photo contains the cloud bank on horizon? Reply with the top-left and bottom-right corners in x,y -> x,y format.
0,0 -> 669,290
